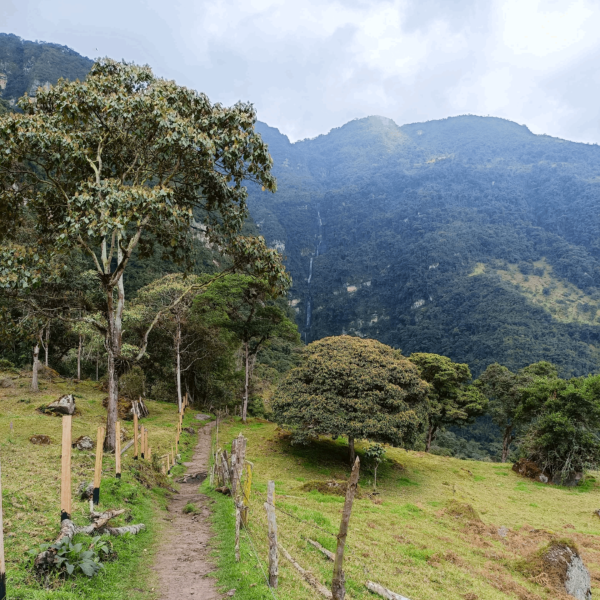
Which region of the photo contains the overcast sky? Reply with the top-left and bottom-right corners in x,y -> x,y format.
3,0 -> 600,143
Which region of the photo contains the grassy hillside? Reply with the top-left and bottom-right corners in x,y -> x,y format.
207,418 -> 600,600
0,369 -> 200,600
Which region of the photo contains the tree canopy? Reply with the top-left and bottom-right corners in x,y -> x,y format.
0,59 -> 289,449
409,353 -> 487,452
272,336 -> 429,462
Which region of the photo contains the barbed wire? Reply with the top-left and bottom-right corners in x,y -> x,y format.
250,488 -> 339,539
241,523 -> 279,600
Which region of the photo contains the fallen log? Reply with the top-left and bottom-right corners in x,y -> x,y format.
308,539 -> 334,561
120,433 -> 141,456
366,581 -> 412,600
279,544 -> 332,599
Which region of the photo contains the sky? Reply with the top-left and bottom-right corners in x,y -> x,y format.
2,0 -> 600,143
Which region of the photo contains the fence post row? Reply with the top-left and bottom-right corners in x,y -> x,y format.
60,415 -> 72,522
265,480 -> 278,588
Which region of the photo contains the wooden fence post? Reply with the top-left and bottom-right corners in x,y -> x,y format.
235,503 -> 241,562
0,459 -> 6,600
115,421 -> 121,478
331,457 -> 360,600
133,412 -> 139,459
60,415 -> 72,522
144,428 -> 148,459
141,427 -> 146,459
241,461 -> 253,526
264,480 -> 278,588
93,426 -> 105,506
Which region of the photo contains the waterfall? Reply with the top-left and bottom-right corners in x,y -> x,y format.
307,257 -> 313,284
306,297 -> 312,328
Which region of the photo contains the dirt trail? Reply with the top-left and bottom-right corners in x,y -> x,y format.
154,420 -> 220,600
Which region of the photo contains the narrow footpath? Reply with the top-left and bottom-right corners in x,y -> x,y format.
154,420 -> 220,600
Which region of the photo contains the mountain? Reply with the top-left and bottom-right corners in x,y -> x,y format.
247,116 -> 600,377
4,32 -> 600,378
0,33 -> 93,106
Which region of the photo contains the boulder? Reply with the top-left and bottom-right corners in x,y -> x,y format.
45,394 -> 76,415
30,435 -> 51,445
545,543 -> 591,600
552,472 -> 584,487
72,435 -> 94,450
0,377 -> 14,388
183,426 -> 196,434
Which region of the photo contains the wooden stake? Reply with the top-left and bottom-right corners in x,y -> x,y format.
60,415 -> 72,522
115,421 -> 121,478
264,480 -> 278,588
0,459 -> 6,600
242,461 -> 253,526
140,427 -> 145,459
133,412 -> 139,459
235,503 -> 241,562
93,426 -> 105,506
147,446 -> 151,461
145,428 -> 149,458
332,457 -> 360,600
308,539 -> 334,561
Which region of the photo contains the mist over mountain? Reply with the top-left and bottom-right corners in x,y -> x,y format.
248,116 -> 600,377
4,33 -> 600,377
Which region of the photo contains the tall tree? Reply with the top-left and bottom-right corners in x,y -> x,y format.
0,59 -> 289,450
196,274 -> 299,422
519,373 -> 600,481
477,361 -> 557,462
273,336 -> 430,464
409,353 -> 487,452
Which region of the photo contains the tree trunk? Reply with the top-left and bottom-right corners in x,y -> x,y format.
77,334 -> 83,380
176,320 -> 182,413
348,436 -> 355,465
104,242 -> 126,452
44,323 -> 50,367
242,341 -> 249,424
425,424 -> 436,452
502,427 -> 512,463
374,464 -> 378,489
31,341 -> 40,392
96,354 -> 99,381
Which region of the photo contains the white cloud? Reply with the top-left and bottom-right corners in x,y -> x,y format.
4,0 -> 600,143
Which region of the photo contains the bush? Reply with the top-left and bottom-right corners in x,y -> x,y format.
119,366 -> 146,400
150,380 -> 176,404
0,358 -> 16,372
29,535 -> 113,578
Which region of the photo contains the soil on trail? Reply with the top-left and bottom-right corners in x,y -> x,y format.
154,420 -> 219,600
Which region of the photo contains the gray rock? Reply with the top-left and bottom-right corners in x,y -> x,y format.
565,550 -> 592,600
72,435 -> 93,450
497,526 -> 509,538
195,413 -> 211,421
0,377 -> 14,388
538,474 -> 548,483
45,394 -> 76,415
552,472 -> 584,487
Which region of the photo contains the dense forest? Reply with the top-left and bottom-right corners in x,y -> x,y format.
0,33 -> 92,105
248,116 -> 600,378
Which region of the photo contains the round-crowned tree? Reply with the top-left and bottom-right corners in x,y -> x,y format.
272,336 -> 429,463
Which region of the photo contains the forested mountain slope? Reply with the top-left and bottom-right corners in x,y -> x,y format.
248,116 -> 600,376
0,33 -> 93,105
